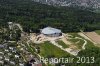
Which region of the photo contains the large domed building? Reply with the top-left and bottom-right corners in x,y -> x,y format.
41,27 -> 62,37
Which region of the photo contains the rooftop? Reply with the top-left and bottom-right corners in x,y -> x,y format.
41,27 -> 61,34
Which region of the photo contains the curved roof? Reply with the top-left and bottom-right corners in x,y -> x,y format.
41,27 -> 61,34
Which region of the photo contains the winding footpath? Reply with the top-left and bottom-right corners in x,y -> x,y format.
50,34 -> 87,56
67,34 -> 87,50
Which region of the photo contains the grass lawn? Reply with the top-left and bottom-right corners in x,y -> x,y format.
57,40 -> 69,48
68,33 -> 82,38
39,41 -> 71,58
68,38 -> 84,49
95,30 -> 100,35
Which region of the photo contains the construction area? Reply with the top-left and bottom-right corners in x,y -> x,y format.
30,27 -> 90,56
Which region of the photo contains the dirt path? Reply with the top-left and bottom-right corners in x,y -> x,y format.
68,36 -> 87,50
50,40 -> 79,56
75,37 -> 87,50
60,38 -> 72,45
30,33 -> 88,56
78,32 -> 97,44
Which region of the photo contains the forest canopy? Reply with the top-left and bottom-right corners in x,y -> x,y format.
0,0 -> 100,33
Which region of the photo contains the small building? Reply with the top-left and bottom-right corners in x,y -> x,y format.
0,52 -> 4,55
10,61 -> 15,65
8,22 -> 13,30
8,22 -> 13,25
0,56 -> 3,59
15,55 -> 19,58
0,45 -> 4,48
8,53 -> 12,56
0,61 -> 4,64
19,63 -> 24,66
5,49 -> 9,52
41,27 -> 62,37
4,57 -> 9,61
9,47 -> 14,50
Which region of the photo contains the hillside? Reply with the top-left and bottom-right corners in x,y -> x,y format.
33,0 -> 100,9
0,0 -> 100,33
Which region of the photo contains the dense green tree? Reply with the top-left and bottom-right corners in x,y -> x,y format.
0,0 -> 100,33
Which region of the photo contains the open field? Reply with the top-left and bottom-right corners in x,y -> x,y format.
84,32 -> 100,44
38,41 -> 71,58
95,30 -> 100,35
31,33 -> 88,56
57,40 -> 69,48
31,32 -> 100,57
